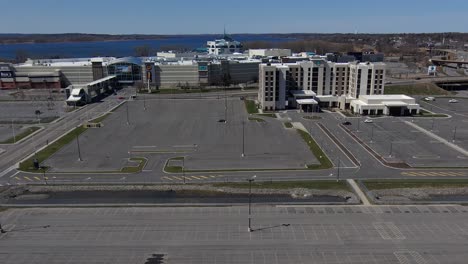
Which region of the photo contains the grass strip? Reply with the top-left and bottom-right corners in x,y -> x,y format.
296,129 -> 333,169
0,127 -> 40,144
213,180 -> 349,191
248,117 -> 265,122
284,122 -> 293,128
18,126 -> 88,172
120,157 -> 147,173
257,113 -> 276,118
363,179 -> 468,190
385,83 -> 450,95
88,113 -> 111,123
244,99 -> 258,114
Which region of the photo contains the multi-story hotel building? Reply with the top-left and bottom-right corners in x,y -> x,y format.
258,59 -> 386,112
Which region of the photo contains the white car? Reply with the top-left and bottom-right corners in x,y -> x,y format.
424,97 -> 435,101
364,119 -> 373,123
449,99 -> 458,103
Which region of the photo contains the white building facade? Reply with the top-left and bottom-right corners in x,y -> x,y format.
207,35 -> 243,55
258,60 -> 390,112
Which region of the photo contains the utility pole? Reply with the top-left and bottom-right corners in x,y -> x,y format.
241,120 -> 245,157
76,127 -> 82,161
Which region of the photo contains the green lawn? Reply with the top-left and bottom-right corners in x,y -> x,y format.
415,109 -> 449,118
164,157 -> 185,173
18,126 -> 88,172
0,126 -> 40,144
213,180 -> 349,190
248,117 -> 265,122
296,129 -> 333,169
121,157 -> 147,173
244,100 -> 258,114
257,113 -> 276,118
385,83 -> 450,95
363,179 -> 468,190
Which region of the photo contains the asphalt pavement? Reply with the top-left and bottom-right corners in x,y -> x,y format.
1,205 -> 468,263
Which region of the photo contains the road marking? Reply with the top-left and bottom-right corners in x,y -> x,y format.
14,177 -> 21,180
198,176 -> 209,179
402,171 -> 467,177
161,176 -> 174,181
172,176 -> 183,181
9,171 -> 20,178
190,176 -> 202,180
23,176 -> 33,181
33,176 -> 41,181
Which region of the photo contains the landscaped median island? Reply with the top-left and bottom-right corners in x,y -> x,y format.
296,129 -> 333,169
0,126 -> 40,144
19,126 -> 88,172
120,157 -> 147,173
1,181 -> 359,205
362,179 -> 468,204
415,109 -> 449,118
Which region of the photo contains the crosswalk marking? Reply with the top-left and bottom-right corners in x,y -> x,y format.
402,171 -> 467,177
161,175 -> 224,182
34,176 -> 41,181
23,176 -> 33,181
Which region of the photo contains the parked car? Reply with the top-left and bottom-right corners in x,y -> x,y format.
424,97 -> 435,101
449,99 -> 458,103
342,121 -> 352,125
364,119 -> 373,123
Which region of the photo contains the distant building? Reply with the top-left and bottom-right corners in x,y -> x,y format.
206,33 -> 243,55
248,49 -> 292,58
258,60 -> 388,113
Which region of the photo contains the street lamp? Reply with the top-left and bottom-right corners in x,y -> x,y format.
247,175 -> 256,232
241,120 -> 245,157
452,126 -> 457,142
126,101 -> 130,125
336,159 -> 341,182
75,127 -> 82,161
11,119 -> 16,144
388,141 -> 394,158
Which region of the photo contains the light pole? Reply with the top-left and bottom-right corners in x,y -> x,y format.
388,141 -> 394,158
370,125 -> 374,143
357,118 -> 360,132
11,119 -> 16,143
336,159 -> 341,182
126,102 -> 130,125
431,117 -> 435,131
42,167 -> 48,185
452,126 -> 457,142
182,157 -> 186,184
224,88 -> 228,123
247,175 -> 256,232
241,120 -> 245,157
76,127 -> 82,161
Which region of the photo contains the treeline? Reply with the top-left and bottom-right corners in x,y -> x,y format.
0,33 -> 170,44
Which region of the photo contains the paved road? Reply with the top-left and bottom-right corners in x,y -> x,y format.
1,205 -> 468,263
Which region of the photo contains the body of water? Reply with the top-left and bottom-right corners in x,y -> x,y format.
0,35 -> 292,59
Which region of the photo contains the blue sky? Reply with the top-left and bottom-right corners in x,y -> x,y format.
2,0 -> 468,34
